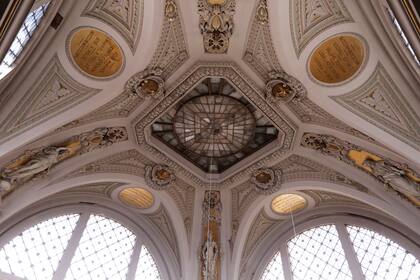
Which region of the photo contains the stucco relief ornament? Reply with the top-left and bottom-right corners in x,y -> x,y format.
250,167 -> 282,194
265,72 -> 306,103
126,68 -> 165,99
165,0 -> 178,21
201,232 -> 219,280
145,164 -> 175,190
0,127 -> 128,198
256,0 -> 269,25
363,159 -> 420,197
198,0 -> 235,54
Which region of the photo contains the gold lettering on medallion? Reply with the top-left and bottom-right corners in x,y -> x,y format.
309,35 -> 365,84
70,28 -> 123,78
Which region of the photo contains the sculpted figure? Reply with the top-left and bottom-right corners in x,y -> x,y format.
0,147 -> 69,192
364,159 -> 420,196
202,232 -> 218,280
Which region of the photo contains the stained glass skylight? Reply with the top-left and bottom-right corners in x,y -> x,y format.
151,77 -> 279,173
0,214 -> 80,280
0,2 -> 50,80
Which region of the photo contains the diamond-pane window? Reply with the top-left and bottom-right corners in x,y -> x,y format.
0,2 -> 50,79
135,245 -> 162,280
65,215 -> 136,280
259,251 -> 285,280
0,214 -> 80,280
347,225 -> 420,280
288,225 -> 352,280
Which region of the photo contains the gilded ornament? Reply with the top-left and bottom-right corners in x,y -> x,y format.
68,27 -> 124,78
119,187 -> 154,209
0,127 -> 128,199
165,0 -> 177,21
309,34 -> 366,84
126,68 -> 165,98
198,0 -> 235,54
250,168 -> 282,195
301,133 -> 420,207
256,0 -> 269,25
145,164 -> 175,190
265,72 -> 305,103
271,193 -> 307,214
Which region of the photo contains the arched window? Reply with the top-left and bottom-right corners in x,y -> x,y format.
0,209 -> 164,280
258,219 -> 420,280
0,1 -> 50,80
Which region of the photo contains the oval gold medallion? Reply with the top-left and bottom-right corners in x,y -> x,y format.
271,193 -> 307,214
119,188 -> 154,209
309,35 -> 366,84
69,28 -> 123,78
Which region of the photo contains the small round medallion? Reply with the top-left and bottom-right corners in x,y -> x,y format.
119,188 -> 154,209
271,193 -> 307,214
140,79 -> 160,95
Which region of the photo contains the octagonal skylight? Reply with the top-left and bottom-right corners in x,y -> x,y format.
151,77 -> 279,173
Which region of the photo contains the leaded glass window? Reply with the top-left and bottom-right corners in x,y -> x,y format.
135,246 -> 162,280
0,2 -> 50,79
0,214 -> 80,280
0,211 -> 163,280
288,225 -> 352,280
347,225 -> 420,280
259,223 -> 420,280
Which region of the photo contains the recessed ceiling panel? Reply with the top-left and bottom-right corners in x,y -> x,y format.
151,77 -> 279,173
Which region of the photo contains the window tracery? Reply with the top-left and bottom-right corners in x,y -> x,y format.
0,211 -> 164,280
0,2 -> 50,80
258,222 -> 420,280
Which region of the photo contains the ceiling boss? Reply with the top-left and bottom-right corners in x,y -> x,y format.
198,0 -> 235,54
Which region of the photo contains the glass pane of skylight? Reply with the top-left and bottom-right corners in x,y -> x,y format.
347,225 -> 420,280
135,246 -> 162,280
288,225 -> 353,280
65,215 -> 136,280
0,214 -> 80,280
0,2 -> 49,79
259,251 -> 285,280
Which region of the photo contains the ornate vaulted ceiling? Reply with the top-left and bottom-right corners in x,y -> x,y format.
0,0 -> 419,279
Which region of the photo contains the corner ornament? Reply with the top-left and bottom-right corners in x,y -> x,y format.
250,167 -> 282,195
265,72 -> 306,104
198,0 -> 235,54
0,127 -> 128,200
301,133 -> 420,207
126,68 -> 165,99
145,164 -> 176,190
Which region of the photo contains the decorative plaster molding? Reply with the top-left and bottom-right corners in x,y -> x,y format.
0,55 -> 100,144
231,154 -> 370,245
0,127 -> 127,200
332,63 -> 420,150
82,0 -> 143,53
145,205 -> 181,268
133,62 -> 296,188
148,0 -> 188,79
164,179 -> 195,241
301,133 -> 420,207
290,0 -> 353,56
243,0 -> 283,81
61,182 -> 124,197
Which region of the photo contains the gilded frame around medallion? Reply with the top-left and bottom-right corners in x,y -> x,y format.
306,33 -> 369,87
65,26 -> 126,80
